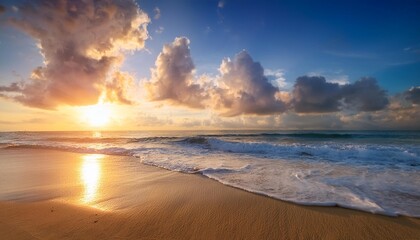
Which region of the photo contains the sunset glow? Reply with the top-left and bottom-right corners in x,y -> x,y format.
81,154 -> 102,203
0,1 -> 419,238
80,103 -> 112,127
0,0 -> 418,131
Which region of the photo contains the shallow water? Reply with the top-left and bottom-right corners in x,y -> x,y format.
0,130 -> 419,217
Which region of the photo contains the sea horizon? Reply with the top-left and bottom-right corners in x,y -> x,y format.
1,0 -> 419,238
2,129 -> 420,133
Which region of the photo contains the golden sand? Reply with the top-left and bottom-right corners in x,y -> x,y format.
0,149 -> 419,239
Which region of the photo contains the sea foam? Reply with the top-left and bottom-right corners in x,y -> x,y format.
1,131 -> 419,217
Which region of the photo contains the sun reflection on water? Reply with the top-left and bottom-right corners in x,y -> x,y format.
92,131 -> 102,138
81,154 -> 102,203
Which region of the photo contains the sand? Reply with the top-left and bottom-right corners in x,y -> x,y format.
0,149 -> 419,240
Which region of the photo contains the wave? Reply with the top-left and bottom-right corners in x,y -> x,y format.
199,133 -> 353,138
4,135 -> 420,170
2,131 -> 419,147
2,132 -> 420,217
197,131 -> 420,140
136,152 -> 420,218
4,144 -> 135,156
179,136 -> 209,144
5,135 -> 420,169
44,137 -> 129,143
41,136 -> 180,144
179,137 -> 420,169
129,136 -> 180,143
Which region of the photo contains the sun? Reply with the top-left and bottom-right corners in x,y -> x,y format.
81,103 -> 111,127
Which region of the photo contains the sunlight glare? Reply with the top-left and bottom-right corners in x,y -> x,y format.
81,103 -> 111,127
81,154 -> 102,203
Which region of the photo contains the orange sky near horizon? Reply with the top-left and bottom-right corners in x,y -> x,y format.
0,0 -> 419,131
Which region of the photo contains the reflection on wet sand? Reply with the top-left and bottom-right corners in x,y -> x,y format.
80,154 -> 102,203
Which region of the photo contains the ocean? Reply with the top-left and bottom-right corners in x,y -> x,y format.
0,130 -> 419,217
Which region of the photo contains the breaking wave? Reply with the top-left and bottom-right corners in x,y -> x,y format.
1,131 -> 419,217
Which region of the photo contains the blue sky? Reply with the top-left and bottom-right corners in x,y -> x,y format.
134,0 -> 420,93
1,0 -> 419,92
0,0 -> 419,130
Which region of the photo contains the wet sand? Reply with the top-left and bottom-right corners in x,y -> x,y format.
0,149 -> 419,239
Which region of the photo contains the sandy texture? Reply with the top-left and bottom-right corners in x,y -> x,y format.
0,149 -> 419,240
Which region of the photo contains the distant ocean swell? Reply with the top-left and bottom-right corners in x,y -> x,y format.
3,136 -> 419,167
1,131 -> 419,217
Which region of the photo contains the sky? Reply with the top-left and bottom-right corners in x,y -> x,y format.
0,0 -> 419,131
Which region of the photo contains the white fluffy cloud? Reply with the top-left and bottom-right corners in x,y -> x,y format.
146,38 -> 287,116
146,37 -> 208,108
265,69 -> 288,89
213,51 -> 287,116
0,0 -> 149,109
146,37 -> 397,119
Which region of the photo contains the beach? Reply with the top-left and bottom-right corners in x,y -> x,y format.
1,0 -> 419,238
0,148 -> 419,240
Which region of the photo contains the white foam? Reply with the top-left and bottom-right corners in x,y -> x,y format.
2,132 -> 420,217
136,143 -> 420,217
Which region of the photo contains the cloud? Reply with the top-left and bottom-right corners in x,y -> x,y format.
341,77 -> 389,111
204,26 -> 212,34
404,86 -> 420,104
104,72 -> 135,105
404,46 -> 420,54
146,37 -> 208,108
291,76 -> 389,113
307,70 -> 349,85
213,51 -> 287,116
218,1 -> 225,8
281,112 -> 344,130
155,26 -> 164,34
146,38 -> 286,116
340,101 -> 420,130
154,7 -> 161,19
328,75 -> 349,85
292,76 -> 342,113
180,118 -> 205,128
0,118 -> 47,125
265,69 -> 288,89
146,38 -> 388,117
0,0 -> 149,109
136,114 -> 173,127
145,35 -> 390,118
0,82 -> 21,92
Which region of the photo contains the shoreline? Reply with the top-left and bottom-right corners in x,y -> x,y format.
0,148 -> 419,239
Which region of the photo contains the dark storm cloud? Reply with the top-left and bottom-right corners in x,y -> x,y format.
0,0 -> 149,109
341,77 -> 389,111
404,87 -> 420,104
291,76 -> 342,113
291,76 -> 389,113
